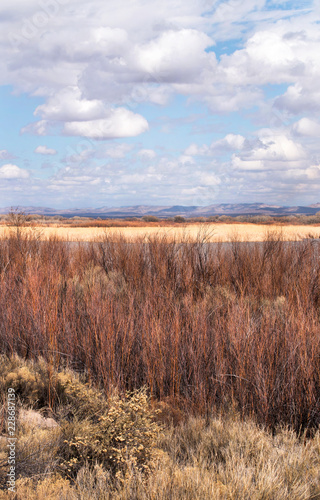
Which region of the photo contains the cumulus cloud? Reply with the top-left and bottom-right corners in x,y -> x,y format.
304,165 -> 320,180
292,118 -> 320,137
23,85 -> 149,139
35,87 -> 106,122
63,108 -> 149,139
220,134 -> 246,150
134,29 -> 214,80
180,121 -> 320,204
34,145 -> 57,155
23,107 -> 148,139
0,164 -> 30,179
233,132 -> 307,171
46,152 -> 222,207
3,0 -> 316,121
185,134 -> 246,156
275,83 -> 320,114
1,0 -> 320,206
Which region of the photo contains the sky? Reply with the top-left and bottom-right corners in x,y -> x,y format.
0,0 -> 320,209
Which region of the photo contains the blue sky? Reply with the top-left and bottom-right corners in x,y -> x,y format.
0,0 -> 319,208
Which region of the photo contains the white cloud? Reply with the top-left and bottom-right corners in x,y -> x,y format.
292,118 -> 320,137
219,23 -> 320,85
1,0 -> 320,207
21,120 -> 50,136
23,107 -> 149,139
178,155 -> 195,165
198,172 -> 221,186
184,143 -> 206,156
275,83 -> 320,114
34,145 -> 57,155
185,134 -> 245,156
233,132 -> 307,171
35,87 -> 106,122
0,164 -> 30,179
0,150 -> 15,160
63,108 -> 148,139
1,0 -> 318,137
134,29 -> 214,81
305,165 -> 320,180
214,134 -> 246,151
42,148 -> 224,207
232,157 -> 265,171
138,149 -> 157,160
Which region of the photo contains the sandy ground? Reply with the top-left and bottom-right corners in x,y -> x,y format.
1,224 -> 320,242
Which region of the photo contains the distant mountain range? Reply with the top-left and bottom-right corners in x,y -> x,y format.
1,203 -> 320,218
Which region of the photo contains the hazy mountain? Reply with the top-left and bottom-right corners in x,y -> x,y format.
0,204 -> 319,218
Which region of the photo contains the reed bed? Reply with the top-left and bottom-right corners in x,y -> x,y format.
0,229 -> 319,433
1,222 -> 320,242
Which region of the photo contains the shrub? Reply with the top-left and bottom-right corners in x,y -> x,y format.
142,216 -> 159,222
0,355 -> 162,488
173,216 -> 186,223
218,215 -> 232,222
59,386 -> 162,477
0,356 -> 53,408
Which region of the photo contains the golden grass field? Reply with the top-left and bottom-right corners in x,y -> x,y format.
1,223 -> 320,242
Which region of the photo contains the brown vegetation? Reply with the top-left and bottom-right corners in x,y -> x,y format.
0,230 -> 319,435
2,212 -> 320,229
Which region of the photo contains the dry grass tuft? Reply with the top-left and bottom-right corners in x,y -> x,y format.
2,409 -> 319,498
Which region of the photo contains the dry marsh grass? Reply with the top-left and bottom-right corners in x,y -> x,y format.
1,222 -> 320,242
5,419 -> 320,499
